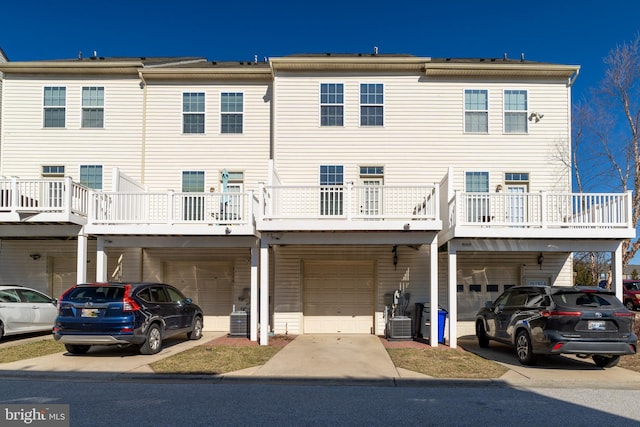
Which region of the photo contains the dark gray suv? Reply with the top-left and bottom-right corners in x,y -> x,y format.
476,285 -> 637,367
53,282 -> 204,355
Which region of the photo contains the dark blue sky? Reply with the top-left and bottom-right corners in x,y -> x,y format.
2,0 -> 639,101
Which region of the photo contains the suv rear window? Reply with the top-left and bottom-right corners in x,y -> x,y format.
65,286 -> 125,303
552,292 -> 621,308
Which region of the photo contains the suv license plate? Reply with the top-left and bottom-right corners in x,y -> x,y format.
588,320 -> 606,331
81,308 -> 99,318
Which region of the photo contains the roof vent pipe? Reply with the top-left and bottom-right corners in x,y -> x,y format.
374,46 -> 379,55
503,52 -> 507,61
254,55 -> 258,63
78,51 -> 83,60
521,52 -> 525,62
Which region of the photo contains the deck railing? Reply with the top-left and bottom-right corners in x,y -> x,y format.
89,191 -> 253,225
450,191 -> 633,229
261,184 -> 439,221
0,177 -> 89,216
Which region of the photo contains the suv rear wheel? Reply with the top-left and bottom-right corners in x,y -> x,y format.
625,300 -> 635,311
65,344 -> 91,355
592,355 -> 620,368
515,330 -> 537,365
139,324 -> 162,355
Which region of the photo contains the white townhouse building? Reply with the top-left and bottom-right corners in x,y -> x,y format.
0,51 -> 634,348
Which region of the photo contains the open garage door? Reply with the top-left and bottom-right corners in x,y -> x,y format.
164,261 -> 233,331
303,260 -> 374,334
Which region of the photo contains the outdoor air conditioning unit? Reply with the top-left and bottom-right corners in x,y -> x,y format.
229,311 -> 249,337
387,316 -> 412,340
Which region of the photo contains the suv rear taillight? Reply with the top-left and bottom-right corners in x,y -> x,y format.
614,311 -> 636,317
540,310 -> 582,318
57,285 -> 77,310
122,284 -> 140,312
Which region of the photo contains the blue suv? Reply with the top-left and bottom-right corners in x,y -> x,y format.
53,282 -> 204,355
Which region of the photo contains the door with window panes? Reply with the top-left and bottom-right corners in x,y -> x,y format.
507,185 -> 527,225
182,171 -> 205,221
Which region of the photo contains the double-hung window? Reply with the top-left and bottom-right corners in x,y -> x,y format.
80,165 -> 103,190
183,92 -> 205,134
82,87 -> 104,128
320,83 -> 344,126
182,171 -> 205,221
221,92 -> 243,134
43,87 -> 66,128
320,165 -> 344,215
464,89 -> 488,133
504,90 -> 528,133
360,84 -> 384,126
465,171 -> 489,222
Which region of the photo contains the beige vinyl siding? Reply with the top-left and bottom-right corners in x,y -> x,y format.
0,239 -> 104,298
272,245 -> 432,335
0,76 -> 143,185
143,82 -> 271,192
273,73 -> 571,192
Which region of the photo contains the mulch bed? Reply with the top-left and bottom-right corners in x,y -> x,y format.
203,333 -> 447,350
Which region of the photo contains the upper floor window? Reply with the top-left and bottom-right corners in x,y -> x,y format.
464,89 -> 488,133
183,92 -> 205,134
82,87 -> 104,128
80,165 -> 103,190
504,90 -> 528,133
320,83 -> 344,126
360,84 -> 384,126
43,87 -> 66,128
221,92 -> 243,134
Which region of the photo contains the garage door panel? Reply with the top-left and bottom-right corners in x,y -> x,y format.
303,260 -> 374,334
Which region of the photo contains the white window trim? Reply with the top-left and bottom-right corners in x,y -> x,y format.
182,91 -> 206,135
42,86 -> 67,129
78,164 -> 104,190
319,83 -> 344,127
463,88 -> 489,134
220,91 -> 244,134
359,82 -> 384,127
81,86 -> 105,129
503,89 -> 528,134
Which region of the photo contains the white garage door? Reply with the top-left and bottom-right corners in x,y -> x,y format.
303,260 -> 374,334
164,261 -> 234,331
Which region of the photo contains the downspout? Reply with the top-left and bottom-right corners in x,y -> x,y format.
138,70 -> 147,184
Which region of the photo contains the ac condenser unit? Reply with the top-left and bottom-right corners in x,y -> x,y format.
387,316 -> 412,340
229,311 -> 249,337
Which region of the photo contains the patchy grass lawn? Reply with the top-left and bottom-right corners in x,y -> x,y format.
386,347 -> 508,379
0,339 -> 65,363
150,345 -> 282,375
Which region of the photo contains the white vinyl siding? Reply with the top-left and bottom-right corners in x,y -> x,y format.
272,73 -> 572,192
143,83 -> 270,192
1,76 -> 144,188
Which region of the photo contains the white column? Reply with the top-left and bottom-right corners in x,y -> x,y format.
612,242 -> 623,301
260,240 -> 270,346
429,240 -> 439,347
76,228 -> 87,284
96,237 -> 108,282
448,247 -> 458,349
250,243 -> 259,342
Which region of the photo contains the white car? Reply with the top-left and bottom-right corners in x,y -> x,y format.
0,285 -> 58,340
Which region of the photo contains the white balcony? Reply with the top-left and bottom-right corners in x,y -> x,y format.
258,183 -> 441,231
444,191 -> 635,239
0,177 -> 89,224
85,191 -> 257,236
